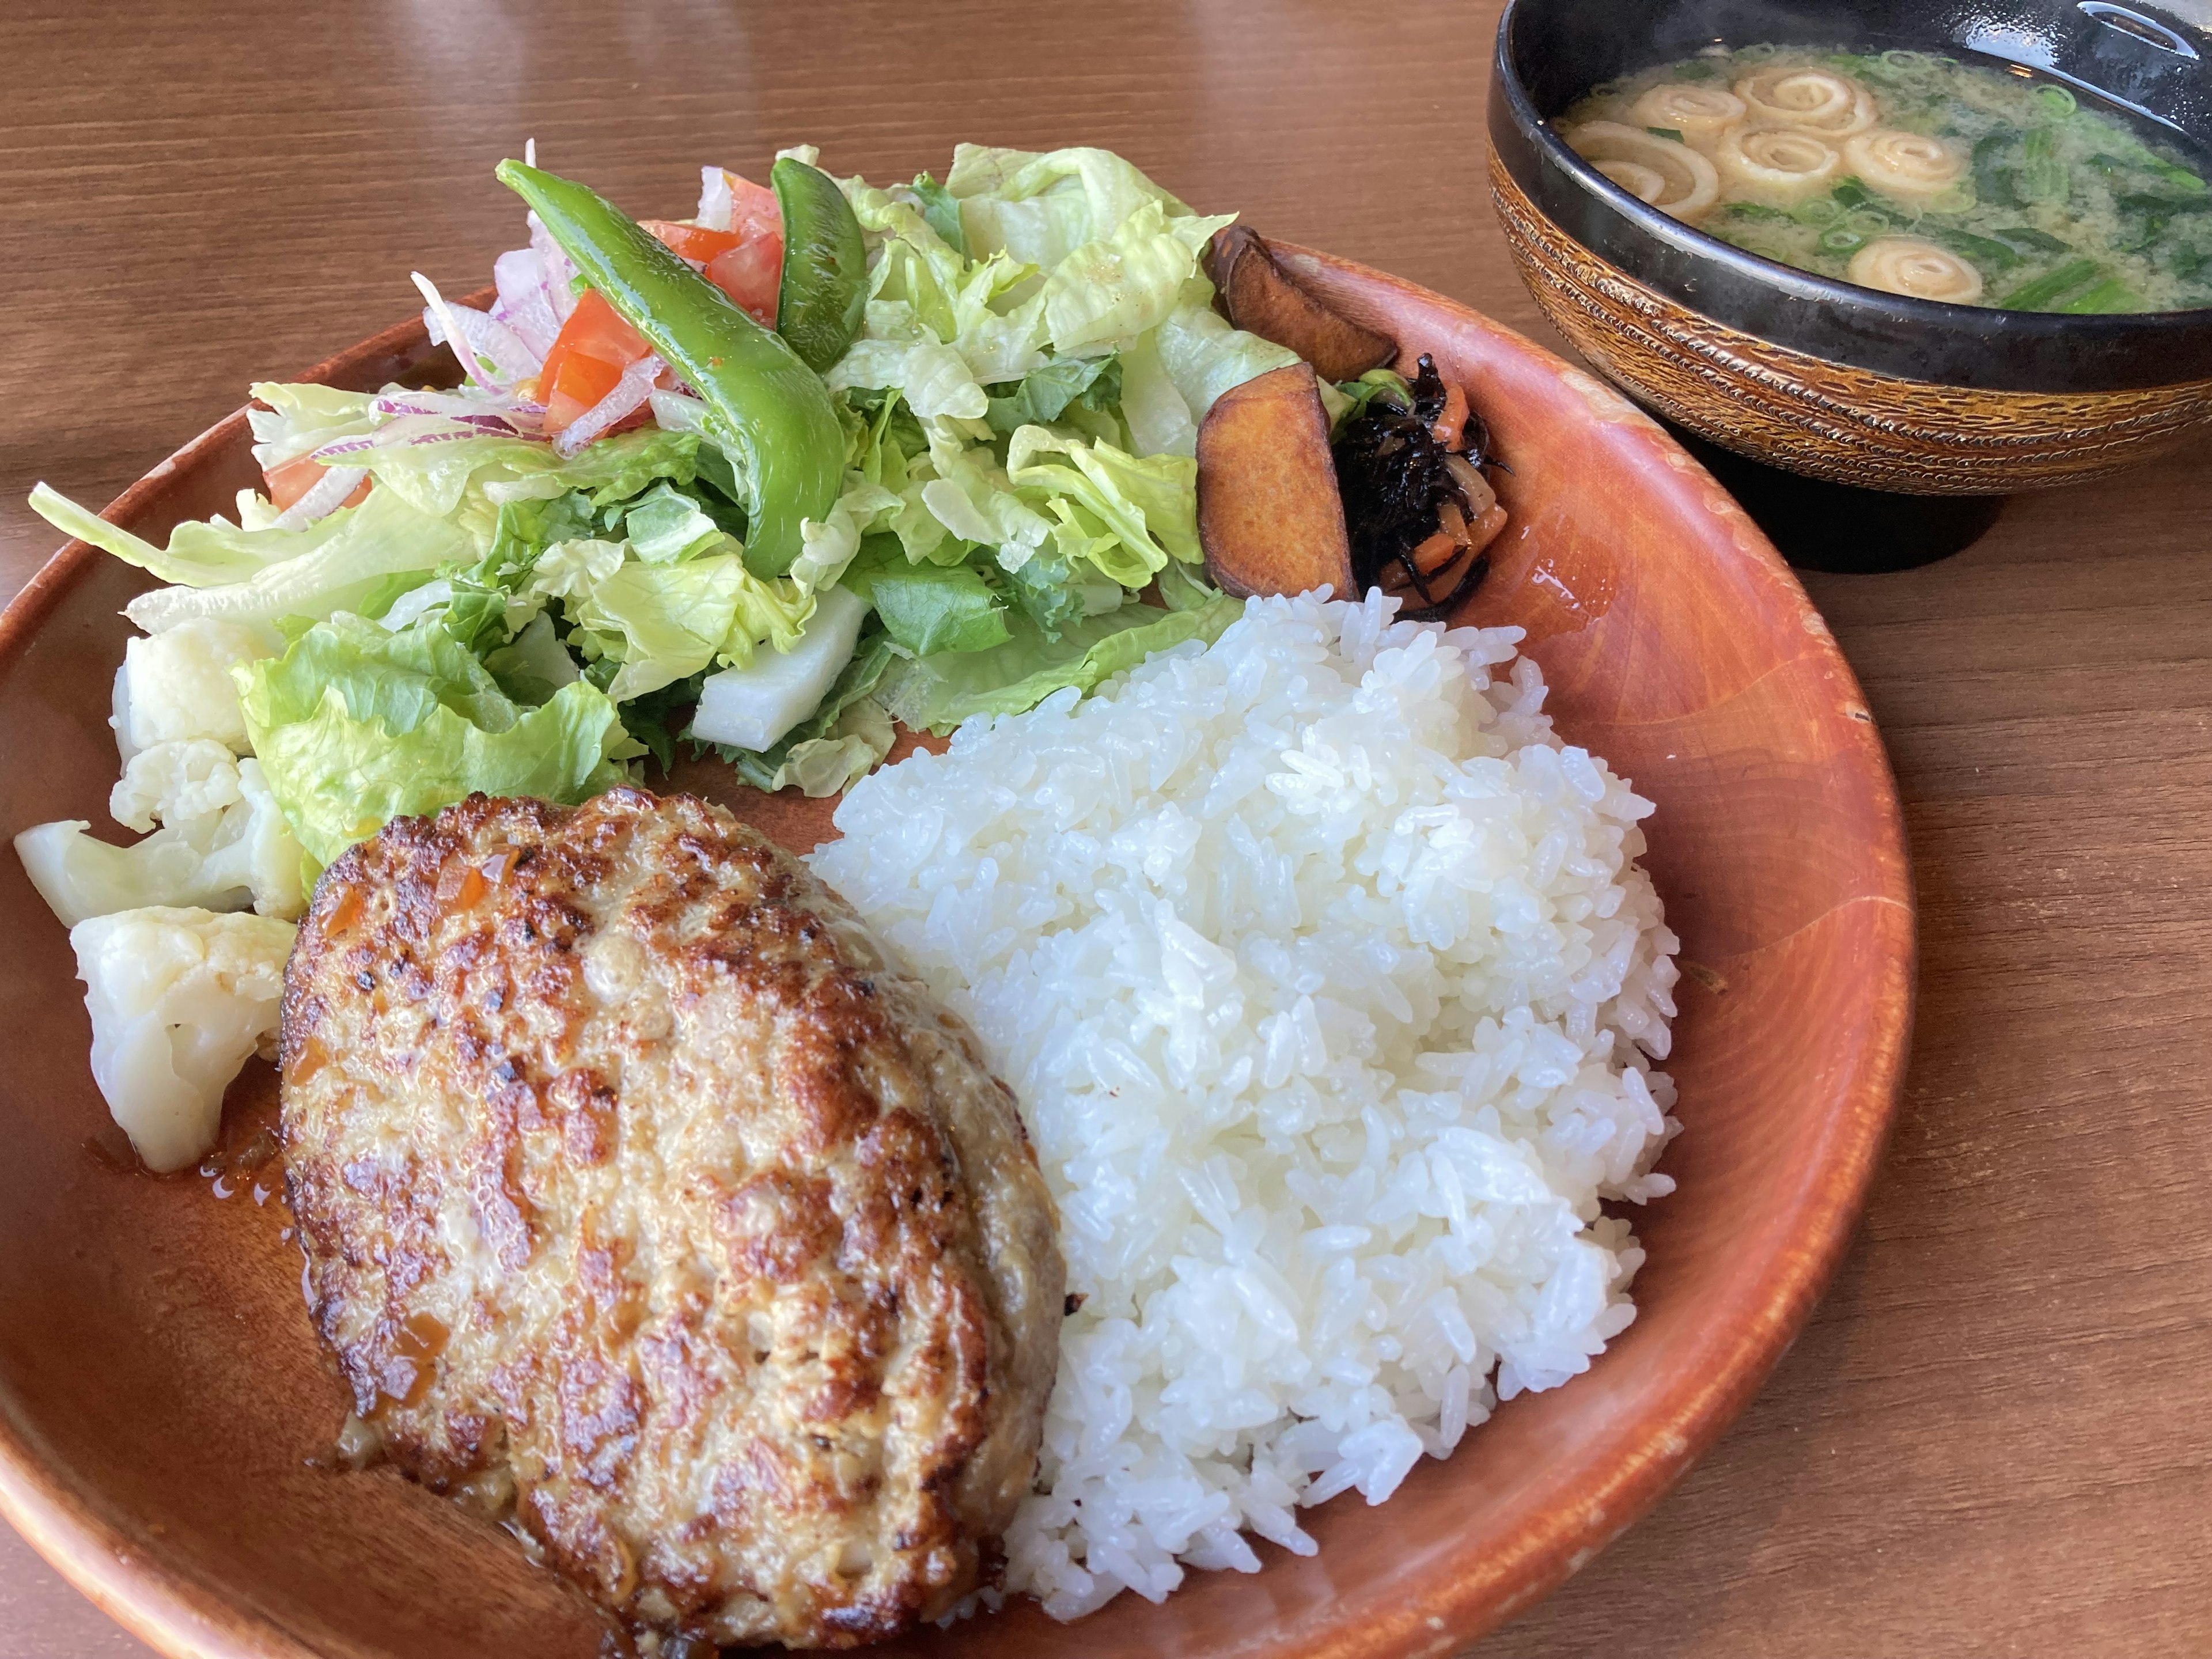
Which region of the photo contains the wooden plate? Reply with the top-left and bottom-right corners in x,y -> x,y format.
0,253 -> 1913,1658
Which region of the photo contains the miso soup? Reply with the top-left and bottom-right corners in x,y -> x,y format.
1559,44 -> 2212,312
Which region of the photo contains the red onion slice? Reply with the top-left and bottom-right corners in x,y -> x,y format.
370,391 -> 548,434
555,354 -> 663,457
271,464 -> 368,531
491,248 -> 562,359
528,214 -> 579,324
415,275 -> 540,391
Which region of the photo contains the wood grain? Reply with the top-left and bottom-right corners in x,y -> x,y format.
0,1 -> 2204,1654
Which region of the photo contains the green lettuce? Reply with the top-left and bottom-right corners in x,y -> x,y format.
984,354 -> 1121,436
573,554 -> 810,702
116,486 -> 476,633
878,592 -> 1238,733
245,382 -> 378,469
616,481 -> 727,564
234,613 -> 633,867
1040,198 -> 1234,356
1120,294 -> 1304,456
29,480 -> 349,589
860,557 -> 1010,656
907,171 -> 969,258
790,472 -> 903,594
947,143 -> 1192,268
1006,426 -> 1200,588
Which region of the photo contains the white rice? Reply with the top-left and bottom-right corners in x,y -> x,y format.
810,590 -> 1681,1620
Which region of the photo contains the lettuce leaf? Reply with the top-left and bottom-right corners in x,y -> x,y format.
878,592 -> 1238,733
234,613 -> 633,867
908,171 -> 969,258
918,420 -> 1054,570
947,144 -> 1191,268
616,481 -> 727,564
1040,199 -> 1235,357
865,559 -> 1010,656
364,424 -> 699,520
119,487 -> 476,633
790,472 -> 903,594
1117,292 -> 1305,458
29,481 -> 353,590
1006,426 -> 1200,588
245,382 -> 378,470
573,554 -> 810,702
984,354 -> 1120,436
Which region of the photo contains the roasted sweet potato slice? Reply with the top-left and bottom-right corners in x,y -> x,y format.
1205,225 -> 1397,382
1196,362 -> 1355,600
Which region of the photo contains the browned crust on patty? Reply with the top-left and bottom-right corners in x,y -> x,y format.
280,789 -> 1063,1647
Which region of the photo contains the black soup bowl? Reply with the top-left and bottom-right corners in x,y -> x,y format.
1486,0 -> 2212,569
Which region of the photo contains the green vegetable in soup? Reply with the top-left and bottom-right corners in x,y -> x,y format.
2020,127 -> 2070,204
1563,43 -> 2212,310
2058,276 -> 2145,313
1999,259 -> 2102,309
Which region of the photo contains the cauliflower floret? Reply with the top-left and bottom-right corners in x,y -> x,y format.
109,737 -> 242,834
70,906 -> 295,1172
112,618 -> 282,762
16,741 -> 306,926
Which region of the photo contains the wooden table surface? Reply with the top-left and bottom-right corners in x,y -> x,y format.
3,1 -> 2209,1653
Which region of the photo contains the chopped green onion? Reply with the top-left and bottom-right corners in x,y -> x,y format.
2148,154 -> 2209,195
2058,276 -> 2145,313
2021,127 -> 2069,203
1818,226 -> 1868,255
1646,126 -> 1685,142
1998,258 -> 2101,309
1989,225 -> 2071,255
1929,228 -> 2021,269
2034,85 -> 2078,119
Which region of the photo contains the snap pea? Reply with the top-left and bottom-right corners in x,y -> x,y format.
497,160 -> 843,578
1998,257 -> 2101,309
770,157 -> 869,374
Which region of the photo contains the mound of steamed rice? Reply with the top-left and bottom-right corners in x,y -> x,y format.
810,591 -> 1681,1620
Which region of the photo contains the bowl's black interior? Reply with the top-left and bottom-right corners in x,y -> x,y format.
1490,0 -> 2212,388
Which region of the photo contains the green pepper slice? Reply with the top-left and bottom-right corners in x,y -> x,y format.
495,160 -> 843,578
771,157 -> 868,374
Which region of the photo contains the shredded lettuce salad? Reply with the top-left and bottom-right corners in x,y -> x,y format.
28,142 -> 1308,901
22,141 -> 1320,1171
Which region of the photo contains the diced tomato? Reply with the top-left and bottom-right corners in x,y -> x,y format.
706,235 -> 783,326
537,287 -> 654,433
640,218 -> 747,263
264,453 -> 370,513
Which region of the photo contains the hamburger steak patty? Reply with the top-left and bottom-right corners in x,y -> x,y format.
279,789 -> 1065,1647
